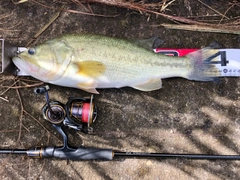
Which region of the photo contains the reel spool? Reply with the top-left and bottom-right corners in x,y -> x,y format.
66,95 -> 97,129
35,86 -> 97,133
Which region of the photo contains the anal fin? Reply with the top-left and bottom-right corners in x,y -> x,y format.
77,81 -> 99,94
131,78 -> 162,91
81,88 -> 99,94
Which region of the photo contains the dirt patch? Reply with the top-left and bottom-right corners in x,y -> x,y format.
0,1 -> 240,180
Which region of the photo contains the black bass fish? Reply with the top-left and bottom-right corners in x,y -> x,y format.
12,34 -> 220,93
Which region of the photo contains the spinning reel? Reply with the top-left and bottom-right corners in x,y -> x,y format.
34,85 -> 97,133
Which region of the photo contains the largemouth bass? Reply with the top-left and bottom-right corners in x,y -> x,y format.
12,34 -> 220,93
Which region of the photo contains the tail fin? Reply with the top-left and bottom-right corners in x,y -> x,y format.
186,49 -> 221,81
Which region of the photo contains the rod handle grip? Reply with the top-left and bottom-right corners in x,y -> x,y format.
42,147 -> 113,160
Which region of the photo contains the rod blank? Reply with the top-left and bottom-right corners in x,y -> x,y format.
0,149 -> 27,154
113,152 -> 240,160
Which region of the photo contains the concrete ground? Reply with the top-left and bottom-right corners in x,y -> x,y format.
0,0 -> 240,179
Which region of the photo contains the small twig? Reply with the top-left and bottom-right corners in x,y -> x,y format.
16,87 -> 24,142
160,0 -> 176,12
0,13 -> 13,20
23,110 -> 49,133
64,8 -> 118,17
28,160 -> 31,180
87,3 -> 94,14
0,96 -> 9,102
36,160 -> 46,180
21,81 -> 44,87
35,134 -> 46,146
19,78 -> 43,83
161,23 -> 240,35
218,2 -> 236,24
23,110 -> 62,142
0,129 -> 26,133
0,29 -> 21,32
85,0 -> 210,26
31,0 -> 117,17
11,0 -> 28,4
72,0 -> 91,12
0,13 -> 21,33
0,82 -> 44,89
197,0 -> 229,20
0,78 -> 21,96
0,79 -> 5,83
25,4 -> 64,47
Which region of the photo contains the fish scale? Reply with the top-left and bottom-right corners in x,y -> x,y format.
69,36 -> 187,79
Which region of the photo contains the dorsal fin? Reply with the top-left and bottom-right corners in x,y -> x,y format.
133,36 -> 164,51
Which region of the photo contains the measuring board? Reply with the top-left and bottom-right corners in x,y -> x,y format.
1,37 -> 240,77
155,48 -> 240,77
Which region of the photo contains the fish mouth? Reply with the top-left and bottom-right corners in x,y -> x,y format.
12,55 -> 24,67
13,54 -> 39,73
11,56 -> 30,76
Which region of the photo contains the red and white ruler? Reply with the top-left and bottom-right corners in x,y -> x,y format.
155,48 -> 240,77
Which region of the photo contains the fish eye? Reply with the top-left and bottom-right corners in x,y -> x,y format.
28,48 -> 36,55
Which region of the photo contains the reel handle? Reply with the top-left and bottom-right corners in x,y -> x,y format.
34,85 -> 50,94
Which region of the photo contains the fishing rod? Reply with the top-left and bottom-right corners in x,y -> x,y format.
0,86 -> 240,161
1,123 -> 240,161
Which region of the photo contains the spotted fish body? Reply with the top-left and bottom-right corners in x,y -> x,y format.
12,34 -> 219,93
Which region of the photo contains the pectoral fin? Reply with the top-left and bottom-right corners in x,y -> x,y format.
75,61 -> 106,78
131,78 -> 162,91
